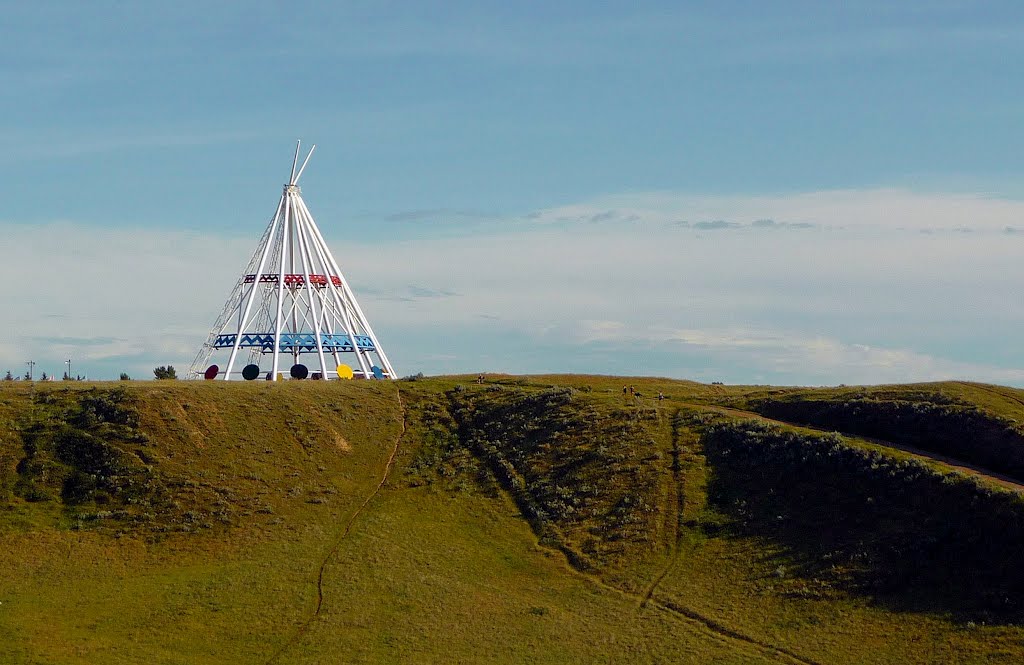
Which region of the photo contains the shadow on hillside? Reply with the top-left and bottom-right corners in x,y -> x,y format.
703,422 -> 1024,624
750,394 -> 1024,482
408,385 -> 667,572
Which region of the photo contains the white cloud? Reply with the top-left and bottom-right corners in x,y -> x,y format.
2,186 -> 1022,385
572,322 -> 1024,386
0,222 -> 252,378
526,188 -> 1024,232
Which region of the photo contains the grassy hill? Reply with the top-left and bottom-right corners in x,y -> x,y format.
2,376 -> 1024,663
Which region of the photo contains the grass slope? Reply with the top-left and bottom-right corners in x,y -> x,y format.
732,382 -> 1024,479
1,376 -> 1023,663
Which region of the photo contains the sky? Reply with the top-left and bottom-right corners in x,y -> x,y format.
1,1 -> 1023,385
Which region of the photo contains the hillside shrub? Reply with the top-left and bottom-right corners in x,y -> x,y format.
12,389 -> 165,520
751,396 -> 1024,480
704,420 -> 1024,618
447,386 -> 664,570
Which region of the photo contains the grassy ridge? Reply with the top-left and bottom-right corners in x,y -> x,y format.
736,382 -> 1024,479
701,416 -> 1024,616
0,381 -> 404,664
448,385 -> 666,571
3,377 -> 1024,663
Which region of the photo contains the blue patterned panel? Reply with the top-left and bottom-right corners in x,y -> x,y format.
212,333 -> 376,353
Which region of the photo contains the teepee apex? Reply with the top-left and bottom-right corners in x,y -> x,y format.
286,140 -> 315,186
187,143 -> 397,381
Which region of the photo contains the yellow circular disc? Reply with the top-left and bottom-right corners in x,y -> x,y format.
336,364 -> 354,380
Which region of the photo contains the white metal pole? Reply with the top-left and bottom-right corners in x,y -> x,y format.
299,196 -> 395,377
289,140 -> 301,184
302,210 -> 346,373
294,197 -> 384,375
295,196 -> 373,377
293,144 -> 316,185
224,195 -> 286,379
272,192 -> 292,381
188,210 -> 280,378
288,196 -> 300,365
293,207 -> 329,378
301,196 -> 370,372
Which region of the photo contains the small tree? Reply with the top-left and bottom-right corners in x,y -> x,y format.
40,371 -> 48,381
153,365 -> 177,380
3,371 -> 12,381
23,371 -> 31,381
120,373 -> 131,381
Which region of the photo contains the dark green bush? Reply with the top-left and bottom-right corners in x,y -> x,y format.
704,420 -> 1024,618
751,396 -> 1024,479
447,386 -> 663,570
13,389 -> 158,514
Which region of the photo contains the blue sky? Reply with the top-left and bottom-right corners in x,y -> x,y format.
2,2 -> 1023,384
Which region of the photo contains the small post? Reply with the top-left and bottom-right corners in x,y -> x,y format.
26,360 -> 35,381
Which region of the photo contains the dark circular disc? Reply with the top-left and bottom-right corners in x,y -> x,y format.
204,365 -> 219,380
290,364 -> 309,379
371,366 -> 384,379
241,364 -> 260,381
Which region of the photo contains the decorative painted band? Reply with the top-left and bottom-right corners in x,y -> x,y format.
212,332 -> 376,353
243,274 -> 343,287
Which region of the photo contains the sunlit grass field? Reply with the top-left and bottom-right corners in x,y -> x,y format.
2,376 -> 1024,663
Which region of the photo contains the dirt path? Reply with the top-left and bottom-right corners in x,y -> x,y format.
844,433 -> 1024,492
639,407 -> 685,610
473,411 -> 821,665
481,465 -> 820,665
605,545 -> 820,664
265,386 -> 408,665
629,408 -> 822,663
957,381 -> 1024,412
653,598 -> 825,665
701,403 -> 1024,493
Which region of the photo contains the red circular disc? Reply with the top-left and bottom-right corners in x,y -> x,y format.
204,364 -> 219,380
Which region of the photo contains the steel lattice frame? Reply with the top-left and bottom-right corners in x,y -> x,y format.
187,142 -> 397,381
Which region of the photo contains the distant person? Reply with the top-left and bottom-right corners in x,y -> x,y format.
658,391 -> 665,401
629,386 -> 635,396
623,385 -> 628,395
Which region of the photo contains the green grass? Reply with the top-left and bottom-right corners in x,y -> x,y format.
2,376 -> 1024,663
728,380 -> 1024,479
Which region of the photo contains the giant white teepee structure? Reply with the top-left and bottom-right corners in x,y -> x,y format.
187,142 -> 396,381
